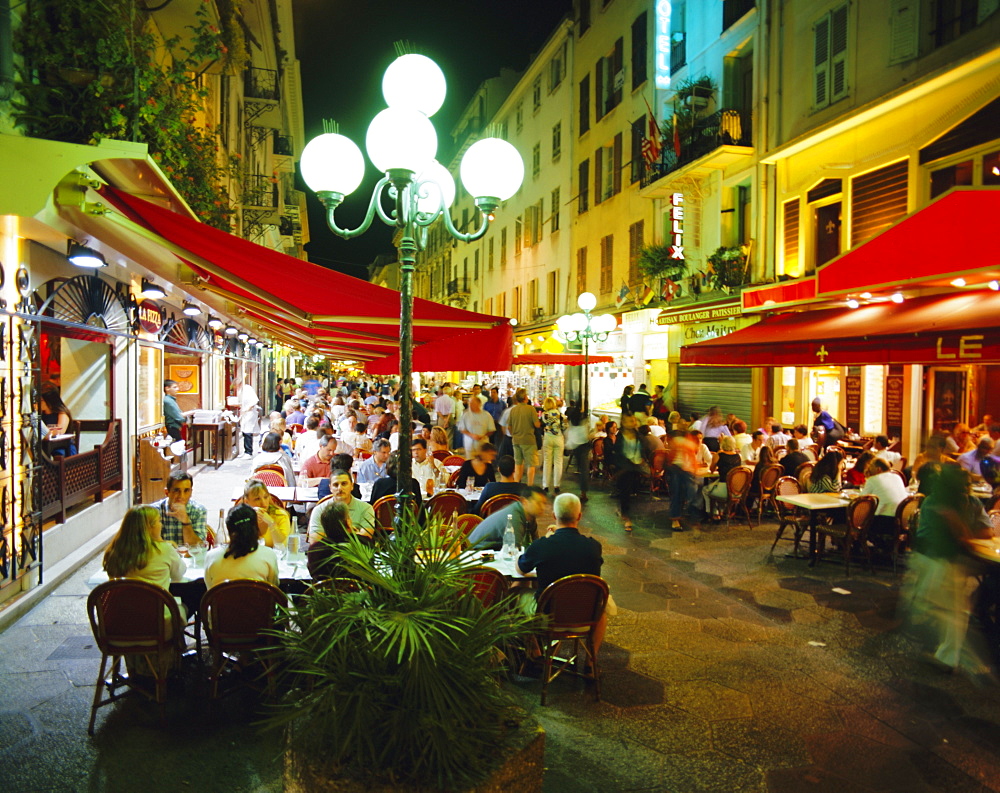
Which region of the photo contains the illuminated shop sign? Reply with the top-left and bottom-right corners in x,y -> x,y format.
669,192 -> 684,260
655,1 -> 672,89
137,300 -> 164,334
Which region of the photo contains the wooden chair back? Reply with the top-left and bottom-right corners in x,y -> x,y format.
447,469 -> 463,489
431,450 -> 451,462
796,461 -> 815,489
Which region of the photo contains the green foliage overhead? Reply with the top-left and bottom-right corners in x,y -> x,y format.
264,516 -> 538,789
13,0 -> 239,230
707,245 -> 750,288
637,243 -> 687,281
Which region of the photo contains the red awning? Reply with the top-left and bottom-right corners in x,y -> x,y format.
681,291 -> 1000,367
513,354 -> 614,365
100,187 -> 513,375
816,188 -> 1000,296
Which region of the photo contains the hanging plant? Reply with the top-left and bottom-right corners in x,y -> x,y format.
13,0 -> 237,230
637,243 -> 687,282
707,245 -> 750,289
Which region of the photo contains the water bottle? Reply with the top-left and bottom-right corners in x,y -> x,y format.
502,514 -> 516,559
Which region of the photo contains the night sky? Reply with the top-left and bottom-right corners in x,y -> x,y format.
292,0 -> 573,276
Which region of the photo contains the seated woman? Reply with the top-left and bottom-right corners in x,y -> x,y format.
242,479 -> 291,548
748,444 -> 778,507
369,451 -> 422,509
457,442 -> 498,488
252,431 -> 296,485
702,435 -> 743,516
808,447 -> 844,493
860,457 -> 909,550
428,426 -> 451,454
102,505 -> 188,617
204,504 -> 279,589
39,382 -> 76,456
845,450 -> 875,488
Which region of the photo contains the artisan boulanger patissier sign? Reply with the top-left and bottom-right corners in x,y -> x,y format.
657,302 -> 741,326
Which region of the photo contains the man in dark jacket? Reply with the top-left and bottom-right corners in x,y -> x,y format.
629,384 -> 652,416
780,438 -> 809,479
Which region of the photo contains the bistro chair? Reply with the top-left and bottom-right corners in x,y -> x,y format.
443,454 -> 466,468
708,466 -> 755,529
254,463 -> 287,477
536,574 -> 610,706
425,491 -> 467,522
431,450 -> 451,462
989,509 -> 1000,538
456,513 -> 482,538
889,468 -> 908,487
466,566 -> 508,608
795,461 -> 816,490
200,580 -> 287,699
649,450 -> 670,496
590,438 -> 606,480
250,470 -> 286,488
447,469 -> 464,489
893,494 -> 924,575
480,492 -> 521,517
372,495 -> 397,530
814,494 -> 878,575
286,423 -> 304,435
756,464 -> 784,523
87,579 -> 185,734
769,476 -> 809,557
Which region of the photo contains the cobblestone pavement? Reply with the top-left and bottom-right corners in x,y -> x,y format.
2,460 -> 1000,792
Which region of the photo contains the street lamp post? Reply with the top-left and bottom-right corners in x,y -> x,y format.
556,292 -> 617,419
299,50 -> 524,525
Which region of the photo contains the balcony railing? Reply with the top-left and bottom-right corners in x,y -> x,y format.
244,67 -> 279,102
641,108 -> 752,188
274,133 -> 293,156
242,174 -> 278,209
448,278 -> 470,295
723,0 -> 756,30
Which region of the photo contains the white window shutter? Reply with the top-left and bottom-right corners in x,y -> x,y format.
889,0 -> 918,64
813,15 -> 830,108
830,5 -> 849,101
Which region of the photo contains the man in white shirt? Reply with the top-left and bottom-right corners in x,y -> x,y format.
740,431 -> 765,463
434,384 -> 455,428
872,435 -> 901,467
688,429 -> 713,470
457,396 -> 496,457
860,458 -> 909,549
766,423 -> 791,450
792,425 -> 817,461
411,438 -> 444,488
957,437 -> 995,479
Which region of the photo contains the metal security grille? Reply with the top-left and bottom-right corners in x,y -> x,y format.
677,366 -> 752,423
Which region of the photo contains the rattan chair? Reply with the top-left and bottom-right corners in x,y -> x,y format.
757,464 -> 784,522
372,495 -> 397,530
536,574 -> 610,705
466,566 -> 508,608
769,476 -> 809,557
424,491 -> 467,522
456,513 -> 482,537
893,494 -> 923,575
480,492 -> 521,517
795,461 -> 816,490
447,469 -> 463,488
87,579 -> 185,734
431,450 -> 450,462
200,580 -> 287,699
708,465 -> 755,529
250,469 -> 286,488
814,494 -> 878,575
443,454 -> 466,467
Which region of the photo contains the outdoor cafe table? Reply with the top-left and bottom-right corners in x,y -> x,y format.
775,491 -> 854,566
85,554 -> 312,589
230,485 -> 319,505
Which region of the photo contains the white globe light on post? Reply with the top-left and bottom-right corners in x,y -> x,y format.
365,107 -> 438,174
415,160 -> 456,215
382,53 -> 447,117
300,132 -> 366,196
577,292 -> 597,312
460,138 -> 525,203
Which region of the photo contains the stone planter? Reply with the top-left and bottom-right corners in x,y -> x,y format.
284,718 -> 545,793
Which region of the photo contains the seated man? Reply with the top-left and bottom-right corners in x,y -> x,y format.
958,436 -> 997,481
792,425 -> 817,461
356,439 -> 391,485
872,435 -> 902,467
368,451 -> 422,510
780,438 -> 809,479
475,454 -> 524,514
468,486 -> 547,550
411,437 -> 445,488
740,430 -> 765,463
515,492 -> 607,653
318,453 -> 362,500
308,469 -> 375,542
300,435 -> 335,487
766,423 -> 791,450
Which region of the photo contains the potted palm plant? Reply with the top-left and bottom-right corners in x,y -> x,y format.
267,516 -> 544,792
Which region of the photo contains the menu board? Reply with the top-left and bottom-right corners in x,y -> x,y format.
885,369 -> 904,438
845,367 -> 862,433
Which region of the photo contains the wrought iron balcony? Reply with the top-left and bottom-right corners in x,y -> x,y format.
242,174 -> 278,209
641,108 -> 753,189
447,277 -> 470,296
244,67 -> 279,102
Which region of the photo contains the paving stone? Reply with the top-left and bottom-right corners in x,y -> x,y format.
614,704 -> 711,755
710,718 -> 811,769
659,750 -> 767,793
804,731 -> 931,791
765,764 -> 881,793
599,668 -> 666,708
628,649 -> 707,682
662,679 -> 753,720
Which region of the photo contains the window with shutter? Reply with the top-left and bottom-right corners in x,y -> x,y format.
594,147 -> 603,205
830,5 -> 849,101
488,237 -> 494,270
632,13 -> 648,89
515,216 -> 522,255
552,122 -> 562,159
888,0 -> 918,64
600,235 -> 614,294
578,159 -> 590,213
850,160 -> 908,247
579,75 -> 590,134
611,38 -> 624,110
782,200 -> 800,277
595,57 -> 605,119
500,228 -> 507,266
813,4 -> 849,109
532,142 -> 541,178
628,220 -> 644,286
547,271 -> 558,315
613,133 -> 623,195
577,247 -> 588,294
630,116 -> 644,183
813,15 -> 830,108
551,187 -> 561,233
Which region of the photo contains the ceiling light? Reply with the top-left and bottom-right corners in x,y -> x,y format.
207,315 -> 223,330
860,292 -> 871,299
182,301 -> 201,316
67,241 -> 107,268
140,278 -> 166,299
256,340 -> 265,348
891,292 -> 904,303
846,299 -> 859,309
224,325 -> 238,336
247,337 -> 257,345
951,277 -> 966,287
990,280 -> 1000,291
237,332 -> 249,341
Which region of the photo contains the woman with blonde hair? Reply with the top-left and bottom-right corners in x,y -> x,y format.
242,479 -> 291,548
541,396 -> 568,493
429,425 -> 451,454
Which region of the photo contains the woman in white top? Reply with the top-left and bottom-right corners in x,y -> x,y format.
252,432 -> 296,485
860,457 -> 909,549
102,505 -> 186,616
204,504 -> 279,589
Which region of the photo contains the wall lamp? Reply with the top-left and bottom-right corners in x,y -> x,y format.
140,278 -> 166,299
182,301 -> 201,317
224,325 -> 238,336
67,241 -> 106,268
207,316 -> 224,330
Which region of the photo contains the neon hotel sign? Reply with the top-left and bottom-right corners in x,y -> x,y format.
655,1 -> 672,89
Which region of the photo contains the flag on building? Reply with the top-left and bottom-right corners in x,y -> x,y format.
641,99 -> 662,166
662,278 -> 679,302
640,284 -> 655,305
616,282 -> 632,308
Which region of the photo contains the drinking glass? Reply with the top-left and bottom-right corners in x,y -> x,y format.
466,476 -> 475,493
190,543 -> 207,569
274,542 -> 287,562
